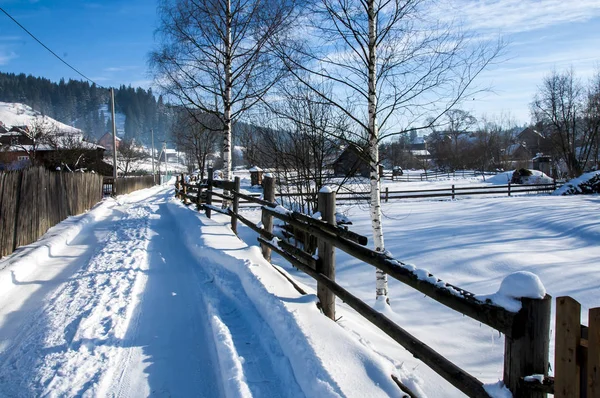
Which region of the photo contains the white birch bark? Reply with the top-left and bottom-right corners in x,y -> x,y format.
222,0 -> 233,205
368,0 -> 388,299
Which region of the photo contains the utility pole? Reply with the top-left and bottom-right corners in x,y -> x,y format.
110,88 -> 118,194
163,141 -> 168,184
151,129 -> 156,185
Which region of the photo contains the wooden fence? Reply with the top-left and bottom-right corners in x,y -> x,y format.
551,296 -> 600,397
102,175 -> 156,196
216,182 -> 559,207
0,167 -> 103,258
384,169 -> 499,182
173,170 -> 600,397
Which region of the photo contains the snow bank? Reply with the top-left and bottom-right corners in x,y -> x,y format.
476,271 -> 546,312
0,200 -> 114,294
486,170 -> 553,185
553,170 -> 600,195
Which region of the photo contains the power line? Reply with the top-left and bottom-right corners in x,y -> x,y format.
0,6 -> 100,87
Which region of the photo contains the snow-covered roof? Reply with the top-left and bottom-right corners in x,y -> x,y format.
412,136 -> 426,145
505,143 -> 527,156
2,141 -> 103,152
410,149 -> 430,156
0,102 -> 82,134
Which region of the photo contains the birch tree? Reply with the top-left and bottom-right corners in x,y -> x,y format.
279,0 -> 502,300
151,0 -> 299,187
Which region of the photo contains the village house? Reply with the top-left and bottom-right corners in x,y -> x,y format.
98,132 -> 122,153
0,121 -> 111,174
332,143 -> 371,177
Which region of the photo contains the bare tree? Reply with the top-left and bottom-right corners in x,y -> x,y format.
117,139 -> 148,177
256,81 -> 348,213
279,0 -> 503,300
584,69 -> 600,170
531,68 -> 599,178
442,109 -> 477,170
172,110 -> 220,180
150,0 -> 300,189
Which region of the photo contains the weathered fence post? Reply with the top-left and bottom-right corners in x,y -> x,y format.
182,175 -> 188,204
196,182 -> 203,211
555,296 -> 581,397
452,184 -> 455,200
317,187 -> 336,320
508,182 -> 512,197
589,307 -> 600,397
231,176 -> 240,235
206,167 -> 213,218
385,187 -> 389,203
260,175 -> 275,261
503,295 -> 551,397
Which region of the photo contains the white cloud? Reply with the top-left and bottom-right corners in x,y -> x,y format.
0,51 -> 18,65
104,66 -> 139,72
438,0 -> 600,34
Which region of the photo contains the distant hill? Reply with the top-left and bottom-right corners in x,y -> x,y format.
0,72 -> 173,145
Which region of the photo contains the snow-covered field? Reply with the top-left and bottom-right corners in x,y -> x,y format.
0,175 -> 597,397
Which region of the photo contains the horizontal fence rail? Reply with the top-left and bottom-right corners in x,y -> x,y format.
173,170 -> 563,398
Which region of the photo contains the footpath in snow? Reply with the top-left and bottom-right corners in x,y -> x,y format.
0,185 -> 408,398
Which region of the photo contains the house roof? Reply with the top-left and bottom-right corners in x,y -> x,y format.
517,127 -> 544,139
99,132 -> 122,142
2,141 -> 104,152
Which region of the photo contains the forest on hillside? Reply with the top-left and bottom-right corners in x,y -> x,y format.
0,72 -> 173,145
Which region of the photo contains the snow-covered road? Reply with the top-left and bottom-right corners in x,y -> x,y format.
0,185 -> 402,398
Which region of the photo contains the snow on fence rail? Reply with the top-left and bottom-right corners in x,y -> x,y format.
0,167 -> 103,258
172,171 -> 600,398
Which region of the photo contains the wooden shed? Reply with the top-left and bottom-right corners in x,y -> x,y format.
249,166 -> 263,186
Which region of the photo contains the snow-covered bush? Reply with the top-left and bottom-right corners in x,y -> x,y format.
553,171 -> 600,195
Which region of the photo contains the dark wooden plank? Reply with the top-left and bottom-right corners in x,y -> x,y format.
317,189 -> 336,320
234,190 -> 277,207
589,307 -> 600,397
285,211 -> 367,246
554,296 -> 581,398
260,176 -> 275,261
504,296 -> 551,397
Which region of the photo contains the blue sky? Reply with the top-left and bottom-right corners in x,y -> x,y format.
0,0 -> 599,125
0,0 -> 157,88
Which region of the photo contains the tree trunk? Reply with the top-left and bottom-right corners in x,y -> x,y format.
223,0 -> 233,187
367,0 -> 388,300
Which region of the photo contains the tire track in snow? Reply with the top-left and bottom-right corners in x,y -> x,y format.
98,200 -> 221,397
201,263 -> 305,398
